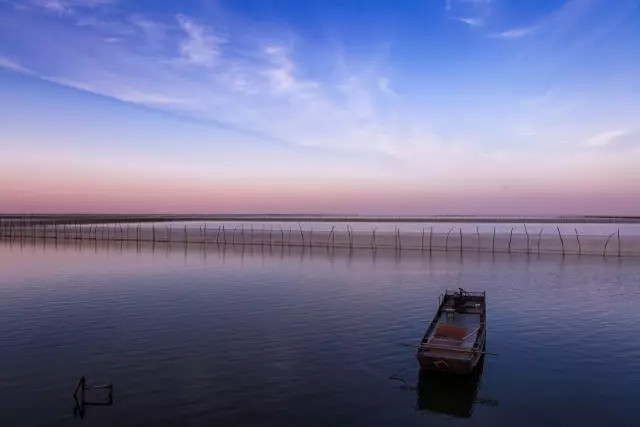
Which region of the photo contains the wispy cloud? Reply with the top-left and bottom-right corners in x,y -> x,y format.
22,0 -> 115,13
453,17 -> 484,27
0,4 -> 430,159
175,14 -> 223,67
585,130 -> 628,147
492,25 -> 537,39
0,57 -> 35,74
377,77 -> 396,96
446,0 -> 492,30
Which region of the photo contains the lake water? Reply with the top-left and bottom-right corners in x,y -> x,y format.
1,240 -> 639,426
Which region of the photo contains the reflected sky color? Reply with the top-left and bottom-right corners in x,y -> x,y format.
1,0 -> 639,214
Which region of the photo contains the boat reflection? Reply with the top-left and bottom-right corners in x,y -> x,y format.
416,357 -> 496,418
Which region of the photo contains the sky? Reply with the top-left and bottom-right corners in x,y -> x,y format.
1,0 -> 639,215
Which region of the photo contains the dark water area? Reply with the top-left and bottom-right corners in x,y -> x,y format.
1,240 -> 639,426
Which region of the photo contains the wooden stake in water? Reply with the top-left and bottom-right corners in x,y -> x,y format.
372,227 -> 377,250
429,226 -> 433,253
508,228 -> 514,253
327,226 -> 335,248
557,226 -> 565,256
298,222 -> 305,246
492,226 -> 496,254
617,228 -> 621,257
524,224 -> 530,254
445,227 -> 454,251
537,228 -> 543,254
574,228 -> 581,255
603,231 -> 615,257
459,228 -> 463,253
394,227 -> 398,250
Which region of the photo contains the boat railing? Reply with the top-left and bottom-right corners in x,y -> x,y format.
442,289 -> 485,298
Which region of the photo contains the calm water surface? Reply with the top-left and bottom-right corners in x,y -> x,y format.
1,240 -> 639,426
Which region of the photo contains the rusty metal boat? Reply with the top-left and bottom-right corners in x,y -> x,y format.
416,289 -> 486,375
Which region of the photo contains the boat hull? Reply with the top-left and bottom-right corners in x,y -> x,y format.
416,342 -> 484,375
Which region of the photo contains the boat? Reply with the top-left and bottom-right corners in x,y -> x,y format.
416,288 -> 486,374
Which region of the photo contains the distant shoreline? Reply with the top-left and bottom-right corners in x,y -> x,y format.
1,214 -> 639,224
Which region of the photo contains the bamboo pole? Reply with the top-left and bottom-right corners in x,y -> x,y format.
298,222 -> 305,246
309,226 -> 313,248
327,226 -> 335,248
332,226 -> 335,248
603,231 -> 615,257
372,227 -> 377,250
459,228 -> 463,253
574,228 -> 581,255
508,228 -> 514,253
397,228 -> 402,251
445,227 -> 454,251
394,227 -> 398,250
429,226 -> 433,253
617,228 -> 621,257
476,226 -> 480,251
492,226 -> 496,253
557,226 -> 565,255
232,227 -> 237,245
537,228 -> 543,254
524,224 -> 530,254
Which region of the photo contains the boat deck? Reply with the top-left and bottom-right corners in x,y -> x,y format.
421,303 -> 484,360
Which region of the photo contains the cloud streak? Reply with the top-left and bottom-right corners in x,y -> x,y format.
176,14 -> 223,67
492,25 -> 537,38
453,17 -> 484,27
585,130 -> 628,147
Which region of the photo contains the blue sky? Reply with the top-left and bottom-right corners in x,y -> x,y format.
1,0 -> 639,214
